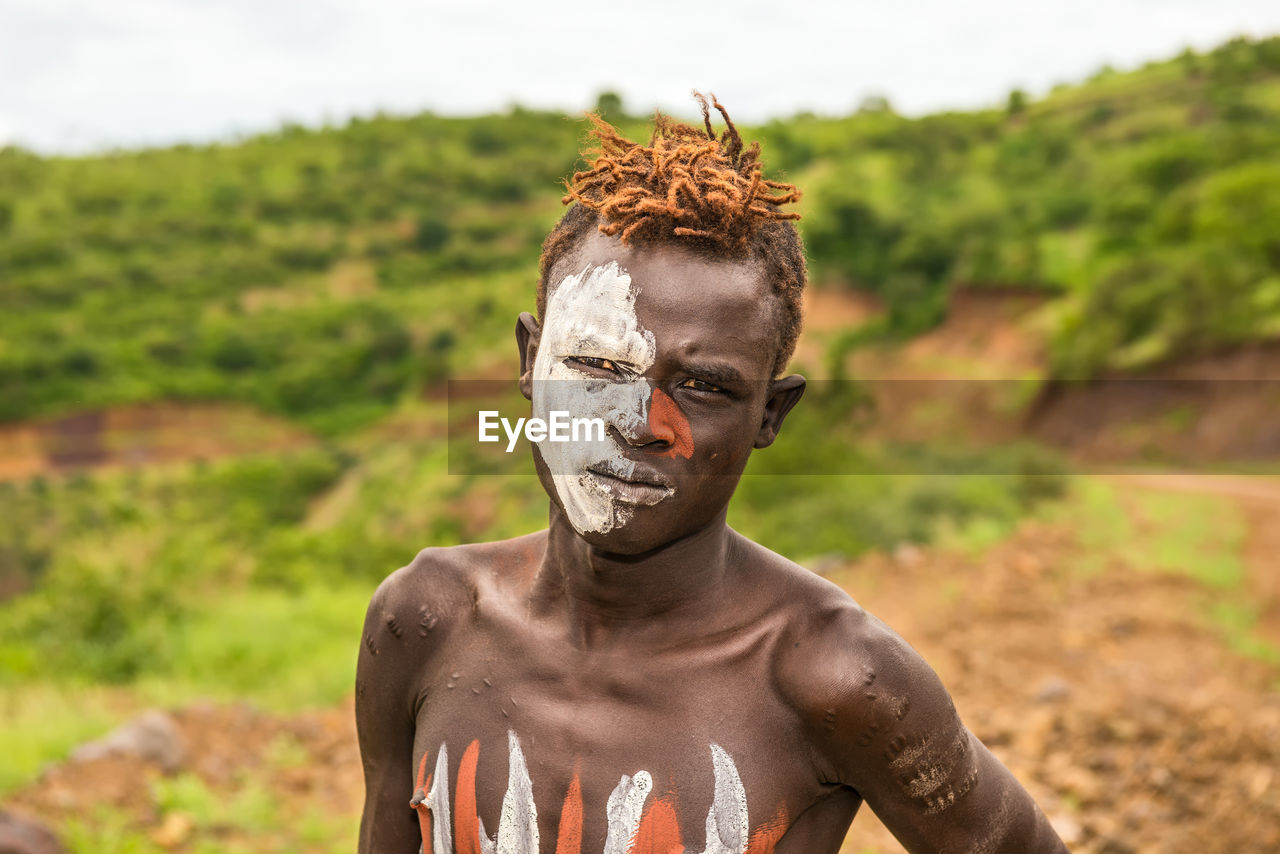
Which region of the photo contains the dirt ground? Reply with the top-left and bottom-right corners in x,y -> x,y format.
7,485 -> 1278,853
833,506 -> 1280,853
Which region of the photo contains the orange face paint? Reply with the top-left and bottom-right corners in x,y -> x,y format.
455,740 -> 483,854
648,388 -> 694,459
554,771 -> 583,854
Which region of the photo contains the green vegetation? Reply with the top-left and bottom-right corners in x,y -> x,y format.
1042,479 -> 1278,663
59,773 -> 356,854
793,35 -> 1280,369
3,37 -> 1280,434
730,392 -> 1066,560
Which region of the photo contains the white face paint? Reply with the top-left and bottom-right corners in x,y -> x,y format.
532,261 -> 669,535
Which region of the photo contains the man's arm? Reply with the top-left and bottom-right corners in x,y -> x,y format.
804,606 -> 1067,853
355,562 -> 434,854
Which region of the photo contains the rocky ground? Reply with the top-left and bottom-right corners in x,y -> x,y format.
834,515 -> 1280,853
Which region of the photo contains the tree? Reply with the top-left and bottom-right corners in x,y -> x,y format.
594,91 -> 625,122
1007,89 -> 1028,116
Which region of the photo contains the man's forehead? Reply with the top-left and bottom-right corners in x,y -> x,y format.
548,235 -> 772,317
544,256 -> 779,379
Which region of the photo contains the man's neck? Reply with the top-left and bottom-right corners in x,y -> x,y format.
530,506 -> 735,649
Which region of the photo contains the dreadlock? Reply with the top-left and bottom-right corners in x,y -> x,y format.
538,93 -> 807,377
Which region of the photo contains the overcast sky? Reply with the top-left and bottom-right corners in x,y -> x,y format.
3,0 -> 1280,153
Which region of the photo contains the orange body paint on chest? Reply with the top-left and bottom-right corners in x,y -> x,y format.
455,740 -> 483,854
648,388 -> 694,459
630,794 -> 683,853
555,771 -> 584,854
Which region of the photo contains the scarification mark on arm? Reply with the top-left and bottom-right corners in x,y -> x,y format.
883,734 -> 907,763
890,729 -> 978,812
924,764 -> 980,815
855,721 -> 882,748
419,608 -> 438,635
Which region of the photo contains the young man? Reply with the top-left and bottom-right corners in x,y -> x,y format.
356,98 -> 1067,853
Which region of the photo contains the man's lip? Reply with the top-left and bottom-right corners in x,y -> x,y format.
586,462 -> 673,489
585,465 -> 675,505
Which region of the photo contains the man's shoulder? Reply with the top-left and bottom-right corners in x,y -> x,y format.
365,531 -> 546,639
740,538 -> 944,755
733,532 -> 890,659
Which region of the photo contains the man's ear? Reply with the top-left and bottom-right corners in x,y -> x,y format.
754,374 -> 806,449
516,312 -> 541,400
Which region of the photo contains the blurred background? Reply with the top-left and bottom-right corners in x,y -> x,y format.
2,2 -> 1279,852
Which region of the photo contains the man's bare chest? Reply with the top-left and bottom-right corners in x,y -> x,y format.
408,620 -> 826,853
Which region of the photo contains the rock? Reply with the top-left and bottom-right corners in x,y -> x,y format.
1249,765 -> 1274,801
0,811 -> 64,854
1034,676 -> 1072,704
151,812 -> 194,848
70,710 -> 186,773
1046,813 -> 1083,846
802,554 -> 846,577
892,543 -> 924,568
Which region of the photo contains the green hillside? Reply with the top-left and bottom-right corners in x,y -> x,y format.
797,36 -> 1280,371
3,36 -> 1280,434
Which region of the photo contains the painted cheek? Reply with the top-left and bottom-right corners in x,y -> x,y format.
648,388 -> 694,459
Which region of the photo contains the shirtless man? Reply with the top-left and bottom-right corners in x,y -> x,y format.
356,98 -> 1068,854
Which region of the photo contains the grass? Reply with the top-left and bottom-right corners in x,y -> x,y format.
58,779 -> 358,854
1041,477 -> 1278,663
0,585 -> 367,794
0,682 -> 143,792
1045,478 -> 1246,585
157,585 -> 367,709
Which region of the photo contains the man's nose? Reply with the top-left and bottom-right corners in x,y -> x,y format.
644,387 -> 694,459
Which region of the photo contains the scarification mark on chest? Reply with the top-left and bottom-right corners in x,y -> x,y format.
410,732 -> 788,854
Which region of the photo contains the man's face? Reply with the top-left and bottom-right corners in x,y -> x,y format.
521,230 -> 798,554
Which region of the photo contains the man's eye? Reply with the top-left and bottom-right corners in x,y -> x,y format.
679,378 -> 726,394
568,356 -> 621,374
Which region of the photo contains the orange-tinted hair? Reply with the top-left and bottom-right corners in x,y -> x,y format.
539,94 -> 807,377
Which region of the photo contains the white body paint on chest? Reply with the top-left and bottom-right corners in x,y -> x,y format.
531,262 -> 659,535
421,732 -> 754,854
497,730 -> 539,853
